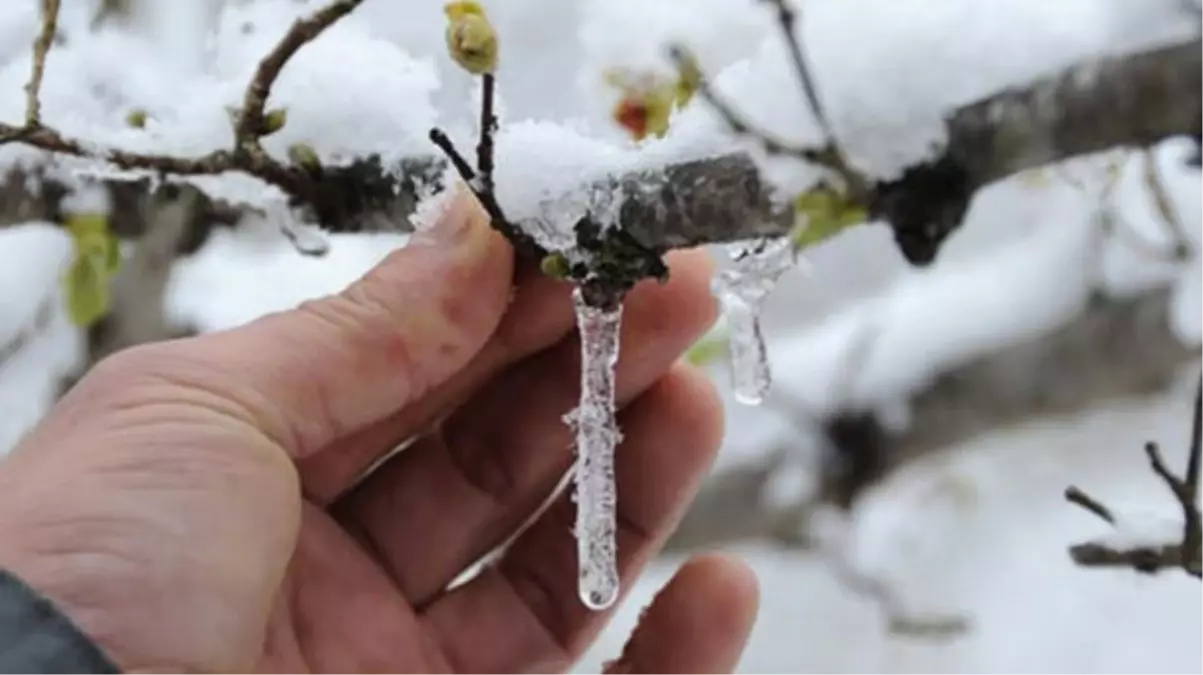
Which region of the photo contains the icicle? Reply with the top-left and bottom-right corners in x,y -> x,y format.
271,202 -> 330,257
565,286 -> 624,611
712,237 -> 796,405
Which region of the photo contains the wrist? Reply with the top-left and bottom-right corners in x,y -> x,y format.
0,567 -> 120,673
0,448 -> 140,671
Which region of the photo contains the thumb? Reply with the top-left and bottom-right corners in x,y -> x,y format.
173,190 -> 514,457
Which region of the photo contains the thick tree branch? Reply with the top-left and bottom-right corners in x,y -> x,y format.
668,288 -> 1198,552
2,35 -> 1197,274
0,0 -> 380,233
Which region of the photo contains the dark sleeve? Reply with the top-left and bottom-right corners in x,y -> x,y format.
0,570 -> 119,673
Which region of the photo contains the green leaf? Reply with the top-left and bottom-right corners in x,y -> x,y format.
261,107 -> 288,136
61,213 -> 120,327
790,186 -> 868,251
539,252 -> 571,279
65,212 -> 110,241
125,108 -> 148,129
62,253 -> 111,328
287,143 -> 321,171
105,235 -> 122,274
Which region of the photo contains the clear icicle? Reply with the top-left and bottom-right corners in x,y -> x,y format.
712,237 -> 797,405
271,202 -> 330,257
565,287 -> 623,611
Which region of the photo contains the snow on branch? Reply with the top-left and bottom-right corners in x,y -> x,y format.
1065,376 -> 1202,579
0,0 -> 1198,289
0,0 -> 411,233
669,287 -> 1199,552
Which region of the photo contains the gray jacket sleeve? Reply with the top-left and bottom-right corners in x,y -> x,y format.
0,570 -> 118,673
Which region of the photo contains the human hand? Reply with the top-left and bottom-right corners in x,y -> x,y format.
0,192 -> 758,673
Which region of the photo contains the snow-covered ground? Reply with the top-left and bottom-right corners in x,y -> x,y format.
1,0 -> 1201,671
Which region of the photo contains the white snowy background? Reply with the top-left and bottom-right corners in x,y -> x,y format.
1,0 -> 1201,672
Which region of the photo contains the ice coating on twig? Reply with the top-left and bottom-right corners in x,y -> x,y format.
713,237 -> 797,405
566,286 -> 624,610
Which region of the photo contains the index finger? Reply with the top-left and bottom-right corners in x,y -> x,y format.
163,192 -> 514,459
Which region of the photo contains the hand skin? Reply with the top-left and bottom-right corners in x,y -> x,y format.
0,192 -> 759,673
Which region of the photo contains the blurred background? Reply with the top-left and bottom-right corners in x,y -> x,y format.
0,0 -> 1200,671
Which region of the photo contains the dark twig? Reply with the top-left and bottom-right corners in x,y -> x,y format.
428,128 -> 478,185
0,0 -> 366,233
476,73 -> 498,192
1065,377 -> 1203,579
667,44 -> 822,162
234,0 -> 363,153
759,0 -> 832,141
676,0 -> 871,199
428,128 -> 544,259
26,0 -> 61,128
1065,485 -> 1116,524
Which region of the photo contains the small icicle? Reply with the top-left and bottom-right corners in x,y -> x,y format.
712,237 -> 796,405
271,202 -> 330,257
565,286 -> 623,611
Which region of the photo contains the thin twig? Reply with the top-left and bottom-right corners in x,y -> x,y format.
1064,486 -> 1116,524
26,0 -> 62,128
752,0 -> 869,196
429,128 -> 478,183
759,0 -> 831,141
0,0 -> 364,225
235,0 -> 363,152
1065,378 -> 1203,579
667,44 -> 821,161
1142,148 -> 1194,260
429,127 -> 542,258
476,73 -> 498,192
1176,377 -> 1201,566
670,7 -> 870,202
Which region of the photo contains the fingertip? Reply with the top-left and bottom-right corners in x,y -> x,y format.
657,248 -> 719,329
674,553 -> 761,636
660,362 -> 727,463
605,553 -> 759,674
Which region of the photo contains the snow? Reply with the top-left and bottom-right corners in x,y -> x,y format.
0,0 -> 1200,671
1092,510 -> 1186,552
489,119 -> 637,251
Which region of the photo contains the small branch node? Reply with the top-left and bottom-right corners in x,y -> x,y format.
1065,486 -> 1116,524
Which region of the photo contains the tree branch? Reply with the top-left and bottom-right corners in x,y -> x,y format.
2,35 -> 1197,274
0,0 -> 378,234
234,0 -> 362,153
668,288 -> 1198,551
1065,377 -> 1202,579
25,0 -> 61,129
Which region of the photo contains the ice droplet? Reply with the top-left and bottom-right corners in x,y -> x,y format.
712,237 -> 796,405
565,286 -> 623,611
272,202 -> 330,257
